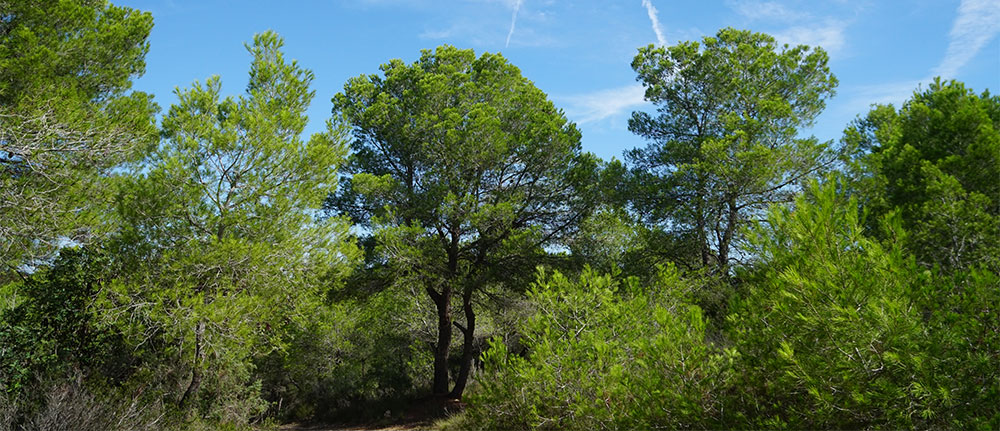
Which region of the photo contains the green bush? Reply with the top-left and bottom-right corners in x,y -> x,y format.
908,266 -> 1000,429
256,282 -> 434,422
0,249 -> 135,400
0,248 -> 180,430
726,178 -> 1000,429
466,266 -> 730,430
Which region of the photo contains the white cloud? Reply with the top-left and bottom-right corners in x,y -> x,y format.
772,19 -> 847,55
416,0 -> 559,48
844,0 -> 1000,115
561,84 -> 649,124
844,78 -> 925,114
419,27 -> 455,39
641,0 -> 667,46
728,0 -> 807,22
932,0 -> 1000,79
505,0 -> 523,48
728,1 -> 848,57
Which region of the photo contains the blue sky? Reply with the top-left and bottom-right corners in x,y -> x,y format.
123,0 -> 999,162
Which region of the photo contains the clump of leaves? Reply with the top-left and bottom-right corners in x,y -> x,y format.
467,266 -> 731,430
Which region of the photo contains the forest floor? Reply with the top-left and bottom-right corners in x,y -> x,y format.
280,424 -> 431,431
279,397 -> 465,431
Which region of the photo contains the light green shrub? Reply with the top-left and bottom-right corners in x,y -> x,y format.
467,266 -> 730,430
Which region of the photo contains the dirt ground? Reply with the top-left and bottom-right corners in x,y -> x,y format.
279,397 -> 464,431
280,423 -> 433,431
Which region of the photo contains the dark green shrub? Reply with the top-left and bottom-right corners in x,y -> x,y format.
0,249 -> 135,398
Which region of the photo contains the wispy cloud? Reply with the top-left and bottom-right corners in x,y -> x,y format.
415,0 -> 558,49
505,0 -> 524,48
772,19 -> 847,55
729,1 -> 848,57
932,0 -> 1000,78
641,0 -> 667,46
561,85 -> 648,124
846,0 -> 1000,113
419,27 -> 455,39
846,79 -> 925,112
728,0 -> 806,22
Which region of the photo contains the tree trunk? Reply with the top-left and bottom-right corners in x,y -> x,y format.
431,230 -> 461,396
179,320 -> 205,408
430,285 -> 452,396
449,285 -> 476,399
718,195 -> 738,276
696,194 -> 710,268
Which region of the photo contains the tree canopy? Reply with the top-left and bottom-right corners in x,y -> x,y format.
845,78 -> 999,271
626,27 -> 838,277
111,31 -> 358,415
1,5 -> 997,428
330,45 -> 597,398
0,0 -> 157,272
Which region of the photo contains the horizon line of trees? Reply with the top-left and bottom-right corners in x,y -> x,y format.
1,1 -> 997,430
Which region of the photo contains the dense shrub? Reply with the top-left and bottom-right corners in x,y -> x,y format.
0,376 -> 168,431
907,266 -> 1000,428
257,283 -> 434,422
0,249 -> 179,430
466,266 -> 730,430
0,250 -> 134,403
465,179 -> 999,430
726,179 -> 1000,429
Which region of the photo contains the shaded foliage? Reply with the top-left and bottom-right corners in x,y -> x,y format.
1,6 -> 997,428
0,249 -> 134,398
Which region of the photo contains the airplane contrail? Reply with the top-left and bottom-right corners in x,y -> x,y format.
505,0 -> 523,48
642,0 -> 667,46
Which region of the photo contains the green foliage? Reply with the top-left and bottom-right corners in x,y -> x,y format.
467,267 -> 730,430
0,376 -> 169,431
566,207 -> 644,275
333,45 -> 593,267
0,248 -> 177,430
110,31 -> 358,423
331,45 -> 596,397
727,178 -> 999,429
258,284 -> 433,422
0,249 -> 133,397
0,0 -> 158,271
845,79 -> 1000,271
627,27 -> 838,277
911,267 -> 1000,429
3,5 -> 996,427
